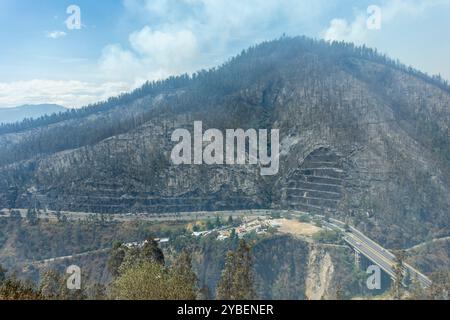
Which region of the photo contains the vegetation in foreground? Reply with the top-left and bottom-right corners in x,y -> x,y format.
0,237 -> 256,300
1,235 -> 449,300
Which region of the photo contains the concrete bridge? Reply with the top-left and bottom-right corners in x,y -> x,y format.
325,218 -> 432,288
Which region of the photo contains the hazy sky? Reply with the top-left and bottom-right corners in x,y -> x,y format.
1,0 -> 450,108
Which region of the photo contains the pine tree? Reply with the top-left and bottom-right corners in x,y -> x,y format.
216,240 -> 256,300
171,250 -> 197,299
107,241 -> 126,277
231,240 -> 256,300
215,216 -> 222,228
112,259 -> 198,300
141,237 -> 165,265
216,251 -> 235,300
116,238 -> 165,276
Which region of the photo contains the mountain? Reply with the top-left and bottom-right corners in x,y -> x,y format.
0,36 -> 449,248
0,104 -> 66,124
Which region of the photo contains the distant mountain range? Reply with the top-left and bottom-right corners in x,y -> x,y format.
0,104 -> 66,124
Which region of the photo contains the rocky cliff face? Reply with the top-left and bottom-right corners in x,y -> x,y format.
0,37 -> 449,246
304,247 -> 336,300
191,235 -> 354,300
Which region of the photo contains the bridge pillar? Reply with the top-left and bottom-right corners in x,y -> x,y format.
354,250 -> 361,269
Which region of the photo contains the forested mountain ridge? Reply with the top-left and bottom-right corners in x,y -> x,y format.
0,36 -> 449,248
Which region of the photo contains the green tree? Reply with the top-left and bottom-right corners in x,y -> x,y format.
216,240 -> 256,300
112,261 -> 197,300
118,247 -> 142,274
117,238 -> 165,275
39,269 -> 86,300
141,237 -> 165,265
232,240 -> 256,299
215,216 -> 223,228
216,251 -> 235,300
172,250 -> 197,297
107,241 -> 126,277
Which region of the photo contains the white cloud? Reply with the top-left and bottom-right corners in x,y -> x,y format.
99,44 -> 143,82
322,0 -> 450,44
46,31 -> 67,39
0,80 -> 131,108
143,0 -> 171,16
129,27 -> 198,62
98,26 -> 200,86
99,0 -> 329,86
323,16 -> 368,43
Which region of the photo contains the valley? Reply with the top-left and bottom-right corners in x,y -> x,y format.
0,36 -> 449,300
0,206 -> 438,299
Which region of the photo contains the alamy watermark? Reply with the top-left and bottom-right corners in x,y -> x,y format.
66,5 -> 82,30
366,265 -> 381,290
66,265 -> 81,290
170,121 -> 280,176
367,5 -> 382,30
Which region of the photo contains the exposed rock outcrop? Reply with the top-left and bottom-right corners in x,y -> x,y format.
305,247 -> 335,300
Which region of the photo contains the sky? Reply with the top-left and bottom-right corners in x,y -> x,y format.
0,0 -> 450,109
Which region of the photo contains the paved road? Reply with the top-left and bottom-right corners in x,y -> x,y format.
406,236 -> 450,252
325,219 -> 432,288
28,248 -> 110,266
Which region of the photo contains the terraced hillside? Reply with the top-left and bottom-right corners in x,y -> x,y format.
282,148 -> 344,214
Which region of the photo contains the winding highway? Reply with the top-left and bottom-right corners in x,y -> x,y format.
326,218 -> 432,288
